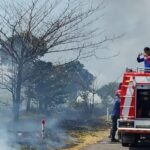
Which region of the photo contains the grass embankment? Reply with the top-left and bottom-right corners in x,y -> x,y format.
64,129 -> 109,150
19,115 -> 110,150
21,147 -> 36,150
61,118 -> 110,150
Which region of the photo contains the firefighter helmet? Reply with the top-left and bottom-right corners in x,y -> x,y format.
115,90 -> 121,96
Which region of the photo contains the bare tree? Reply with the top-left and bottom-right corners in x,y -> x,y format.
89,77 -> 101,113
76,76 -> 101,115
0,0 -> 115,120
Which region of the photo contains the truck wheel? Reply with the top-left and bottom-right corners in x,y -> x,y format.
122,142 -> 129,147
121,133 -> 137,147
118,131 -> 121,142
122,142 -> 136,147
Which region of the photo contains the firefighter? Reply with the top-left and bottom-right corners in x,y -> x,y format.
137,47 -> 150,72
110,90 -> 120,142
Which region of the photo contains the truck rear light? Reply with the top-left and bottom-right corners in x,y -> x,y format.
118,121 -> 134,128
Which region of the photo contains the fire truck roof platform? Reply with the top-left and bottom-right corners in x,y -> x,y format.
122,68 -> 150,84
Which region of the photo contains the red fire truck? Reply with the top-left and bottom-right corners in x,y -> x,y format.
118,68 -> 150,146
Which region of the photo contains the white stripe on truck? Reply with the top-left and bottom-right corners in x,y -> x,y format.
122,81 -> 134,119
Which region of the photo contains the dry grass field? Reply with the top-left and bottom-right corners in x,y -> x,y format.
62,128 -> 109,150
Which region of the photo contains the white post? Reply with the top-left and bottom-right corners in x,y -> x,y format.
41,119 -> 46,139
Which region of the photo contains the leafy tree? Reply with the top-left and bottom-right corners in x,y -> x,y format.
97,82 -> 119,108
24,60 -> 94,113
23,61 -> 53,112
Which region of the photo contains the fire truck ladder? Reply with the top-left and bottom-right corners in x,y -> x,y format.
121,77 -> 135,119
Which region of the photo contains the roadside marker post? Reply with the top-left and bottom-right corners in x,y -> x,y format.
42,119 -> 46,139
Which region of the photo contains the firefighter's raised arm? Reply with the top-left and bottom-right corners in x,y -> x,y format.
137,52 -> 144,62
137,47 -> 150,72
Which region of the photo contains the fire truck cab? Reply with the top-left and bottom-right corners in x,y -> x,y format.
118,68 -> 150,147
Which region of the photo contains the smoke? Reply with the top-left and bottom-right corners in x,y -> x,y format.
44,118 -> 76,149
0,121 -> 20,150
0,130 -> 13,150
0,102 -> 96,150
0,101 -> 77,150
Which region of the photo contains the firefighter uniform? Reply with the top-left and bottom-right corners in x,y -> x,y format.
137,47 -> 150,72
111,94 -> 120,142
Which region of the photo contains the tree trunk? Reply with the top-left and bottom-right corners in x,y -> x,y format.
26,85 -> 31,112
39,100 -> 43,112
44,101 -> 48,114
13,101 -> 20,121
26,97 -> 31,112
13,63 -> 23,121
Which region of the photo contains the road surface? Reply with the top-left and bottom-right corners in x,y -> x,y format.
83,138 -> 150,150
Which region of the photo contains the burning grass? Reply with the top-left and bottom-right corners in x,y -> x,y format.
3,110 -> 110,150
19,117 -> 110,150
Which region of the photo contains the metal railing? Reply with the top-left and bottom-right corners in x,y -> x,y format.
136,67 -> 150,73
125,67 -> 150,73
